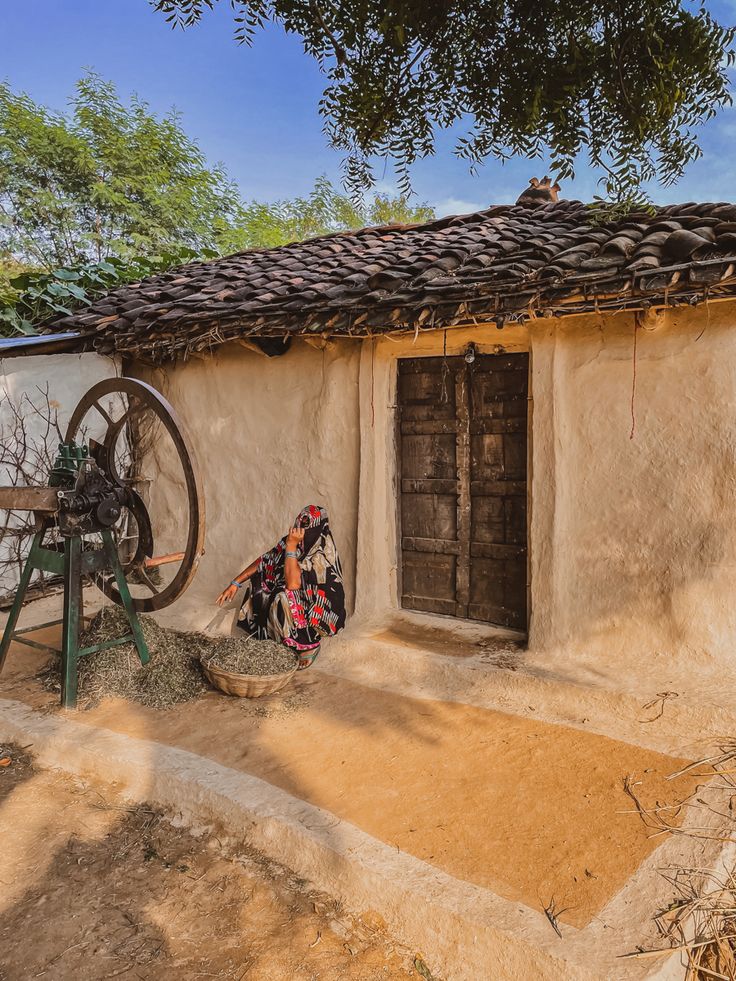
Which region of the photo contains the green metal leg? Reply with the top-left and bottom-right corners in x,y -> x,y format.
61,536 -> 82,709
102,531 -> 149,666
0,531 -> 43,673
3,530 -> 150,709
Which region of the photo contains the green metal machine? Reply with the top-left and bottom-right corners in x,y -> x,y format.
0,378 -> 205,708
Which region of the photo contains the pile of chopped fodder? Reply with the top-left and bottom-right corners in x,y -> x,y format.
202,636 -> 298,675
41,605 -> 211,710
40,607 -> 299,709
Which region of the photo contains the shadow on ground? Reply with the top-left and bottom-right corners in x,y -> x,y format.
0,746 -> 421,981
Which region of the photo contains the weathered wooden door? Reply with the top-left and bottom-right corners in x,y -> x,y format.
398,352 -> 528,629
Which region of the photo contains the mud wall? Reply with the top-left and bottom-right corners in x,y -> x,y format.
133,299 -> 736,668
135,340 -> 362,618
355,302 -> 736,667
528,302 -> 736,664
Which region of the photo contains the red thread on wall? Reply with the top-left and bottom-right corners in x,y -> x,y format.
629,314 -> 640,441
370,339 -> 375,428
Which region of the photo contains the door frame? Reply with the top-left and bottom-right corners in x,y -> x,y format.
352,322 -> 532,637
395,351 -> 530,630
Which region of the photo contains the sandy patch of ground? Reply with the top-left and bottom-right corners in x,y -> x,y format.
370,620 -> 524,664
3,628 -> 701,932
0,744 -> 430,981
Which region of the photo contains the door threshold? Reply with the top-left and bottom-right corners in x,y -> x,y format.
367,609 -> 526,660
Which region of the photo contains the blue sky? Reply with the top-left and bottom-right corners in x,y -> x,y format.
2,0 -> 736,216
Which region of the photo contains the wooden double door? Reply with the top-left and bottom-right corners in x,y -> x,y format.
398,352 -> 529,630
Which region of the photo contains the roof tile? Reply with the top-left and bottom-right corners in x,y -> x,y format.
50,199 -> 736,360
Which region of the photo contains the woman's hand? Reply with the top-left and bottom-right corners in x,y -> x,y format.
216,583 -> 240,606
286,526 -> 305,551
284,527 -> 304,590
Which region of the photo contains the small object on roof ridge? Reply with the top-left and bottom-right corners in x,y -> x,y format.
516,176 -> 562,208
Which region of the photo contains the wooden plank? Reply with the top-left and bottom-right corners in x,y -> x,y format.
471,418 -> 527,436
469,553 -> 527,629
469,351 -> 529,630
398,351 -> 529,629
399,356 -> 460,615
471,495 -> 505,545
470,480 -> 527,497
503,432 -> 527,480
468,602 -> 523,629
398,364 -> 456,422
0,486 -> 59,512
401,434 -> 456,480
393,385 -> 404,610
470,542 -> 526,560
504,496 -> 528,545
471,431 -> 527,481
402,595 -> 458,616
401,494 -> 457,540
402,537 -> 461,555
401,551 -> 457,612
472,390 -> 526,419
400,420 -> 459,436
471,432 -> 504,479
401,478 -> 458,495
399,357 -> 464,374
470,354 -> 527,372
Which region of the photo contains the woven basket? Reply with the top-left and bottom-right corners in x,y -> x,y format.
201,657 -> 298,698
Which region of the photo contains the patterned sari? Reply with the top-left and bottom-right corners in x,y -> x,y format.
236,504 -> 346,667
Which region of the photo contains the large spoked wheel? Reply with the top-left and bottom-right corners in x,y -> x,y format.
65,377 -> 205,612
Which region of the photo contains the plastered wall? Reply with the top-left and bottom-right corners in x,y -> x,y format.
354,302 -> 736,668
135,340 -> 362,612
133,300 -> 736,668
528,302 -> 736,663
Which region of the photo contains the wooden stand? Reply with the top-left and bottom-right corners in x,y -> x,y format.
0,530 -> 149,709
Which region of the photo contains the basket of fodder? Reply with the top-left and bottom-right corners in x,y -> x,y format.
200,636 -> 299,698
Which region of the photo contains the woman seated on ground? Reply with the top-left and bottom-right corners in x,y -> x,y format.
215,504 -> 346,670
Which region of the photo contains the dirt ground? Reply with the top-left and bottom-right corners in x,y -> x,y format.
3,633 -> 702,932
0,744 -> 432,981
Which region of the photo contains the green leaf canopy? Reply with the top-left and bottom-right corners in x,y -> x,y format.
152,0 -> 736,202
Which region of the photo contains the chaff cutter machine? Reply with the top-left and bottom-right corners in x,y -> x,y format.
0,378 -> 205,707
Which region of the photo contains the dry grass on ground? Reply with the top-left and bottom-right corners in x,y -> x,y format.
0,744 -> 435,981
623,740 -> 736,979
38,606 -> 297,711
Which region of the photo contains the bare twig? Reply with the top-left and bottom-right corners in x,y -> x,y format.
542,897 -> 568,938
639,691 -> 679,723
0,385 -> 63,598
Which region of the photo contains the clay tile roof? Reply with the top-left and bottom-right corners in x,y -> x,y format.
50,199 -> 736,361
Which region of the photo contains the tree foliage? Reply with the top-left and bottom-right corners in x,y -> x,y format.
0,72 -> 245,268
0,249 -> 209,336
0,73 -> 434,336
0,72 -> 434,336
224,174 -> 434,250
152,0 -> 735,202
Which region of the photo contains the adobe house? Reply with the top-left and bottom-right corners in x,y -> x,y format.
45,181 -> 736,681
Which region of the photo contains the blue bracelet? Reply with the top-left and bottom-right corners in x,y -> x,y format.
231,580 -> 243,588
285,551 -> 298,559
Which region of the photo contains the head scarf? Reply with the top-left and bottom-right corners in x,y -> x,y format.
254,504 -> 346,638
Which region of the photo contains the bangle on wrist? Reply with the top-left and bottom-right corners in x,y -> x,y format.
285,551 -> 298,559
230,579 -> 243,588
